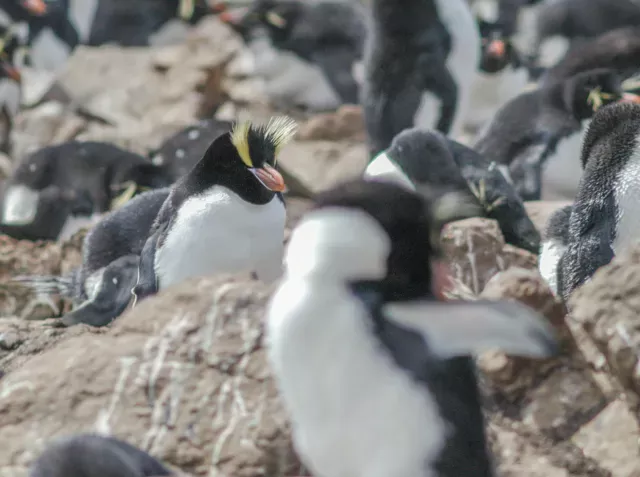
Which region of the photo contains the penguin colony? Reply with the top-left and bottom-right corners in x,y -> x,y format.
0,0 -> 639,475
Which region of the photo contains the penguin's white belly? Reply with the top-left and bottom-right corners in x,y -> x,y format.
29,29 -> 72,72
2,184 -> 39,225
69,0 -> 99,43
363,152 -> 416,192
541,128 -> 586,200
612,150 -> 640,255
155,186 -> 286,288
434,0 -> 480,137
538,239 -> 565,296
267,282 -> 445,477
250,38 -> 341,112
466,68 -> 529,129
537,36 -> 571,69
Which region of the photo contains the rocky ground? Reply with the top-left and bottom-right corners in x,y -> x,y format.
0,15 -> 639,477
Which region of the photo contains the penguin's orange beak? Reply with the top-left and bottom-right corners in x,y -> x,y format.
250,164 -> 286,192
487,39 -> 506,58
620,92 -> 640,104
21,0 -> 47,16
431,260 -> 453,301
1,62 -> 21,83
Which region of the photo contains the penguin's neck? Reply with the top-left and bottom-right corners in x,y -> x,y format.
370,0 -> 439,33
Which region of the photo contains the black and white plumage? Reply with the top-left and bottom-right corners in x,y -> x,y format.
362,0 -> 480,158
29,434 -> 171,477
473,68 -> 640,201
364,128 -> 541,253
148,118 -> 233,181
558,103 -> 640,301
12,188 -> 169,326
0,141 -> 173,241
267,179 -> 558,477
538,204 -> 572,296
133,117 -> 297,301
0,25 -> 24,154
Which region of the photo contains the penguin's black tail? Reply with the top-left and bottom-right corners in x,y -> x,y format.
9,274 -> 76,298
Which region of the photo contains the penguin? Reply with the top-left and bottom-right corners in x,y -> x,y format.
465,17 -> 531,130
266,179 -> 558,477
29,434 -> 172,477
133,117 -> 297,301
364,127 -> 541,253
362,0 -> 480,158
12,188 -> 170,326
0,25 -> 24,154
148,118 -> 233,181
558,102 -> 640,301
473,68 -> 640,201
538,204 -> 571,296
540,26 -> 640,87
530,0 -> 640,71
0,141 -> 173,241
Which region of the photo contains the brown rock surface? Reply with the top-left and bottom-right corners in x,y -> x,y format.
296,105 -> 366,142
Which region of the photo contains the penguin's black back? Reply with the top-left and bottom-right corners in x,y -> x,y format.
78,187 -> 170,298
29,433 -> 171,477
148,119 -> 233,181
559,103 -> 640,299
544,204 -> 572,243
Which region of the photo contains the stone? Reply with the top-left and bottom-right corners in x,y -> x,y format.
296,105 -> 366,142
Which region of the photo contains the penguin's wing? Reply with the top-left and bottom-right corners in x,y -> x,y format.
383,299 -> 558,360
132,221 -> 170,303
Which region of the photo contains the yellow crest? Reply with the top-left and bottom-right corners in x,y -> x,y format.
230,116 -> 298,167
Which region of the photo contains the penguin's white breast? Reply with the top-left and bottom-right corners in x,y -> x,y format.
2,184 -> 39,225
155,186 -> 286,289
538,238 -> 565,296
267,280 -> 446,477
612,145 -> 640,255
29,29 -> 73,72
69,0 -> 99,43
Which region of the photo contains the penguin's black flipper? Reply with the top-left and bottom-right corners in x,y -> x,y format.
132,224 -> 167,304
61,255 -> 140,327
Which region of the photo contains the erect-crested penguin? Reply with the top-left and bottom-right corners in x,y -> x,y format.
0,141 -> 173,242
133,117 -> 297,301
559,102 -> 640,301
29,433 -> 171,477
267,179 -> 558,477
364,127 -> 541,253
362,0 -> 480,158
473,68 -> 640,201
0,24 -> 24,154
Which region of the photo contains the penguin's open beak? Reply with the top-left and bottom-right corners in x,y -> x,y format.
487,39 -> 506,58
1,62 -> 21,83
431,260 -> 452,301
620,92 -> 640,104
250,164 -> 286,192
21,0 -> 47,16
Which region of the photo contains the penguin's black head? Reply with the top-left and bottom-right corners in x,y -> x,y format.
186,117 -> 297,202
564,69 -> 640,121
477,19 -> 519,73
293,180 -> 479,301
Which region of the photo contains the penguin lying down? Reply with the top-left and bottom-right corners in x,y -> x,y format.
0,141 -> 174,241
29,433 -> 171,477
267,179 -> 558,477
13,117 -> 298,327
364,128 -> 541,254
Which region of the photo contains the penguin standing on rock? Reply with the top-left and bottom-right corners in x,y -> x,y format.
473,68 -> 640,201
133,117 -> 297,301
559,103 -> 640,301
267,179 -> 558,477
364,128 -> 541,253
362,0 -> 480,157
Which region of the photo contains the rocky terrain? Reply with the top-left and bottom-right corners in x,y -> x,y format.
0,15 -> 639,477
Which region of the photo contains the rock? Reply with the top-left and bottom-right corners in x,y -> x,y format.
0,275 -> 303,477
524,201 -> 573,235
441,218 -> 537,295
296,105 -> 366,142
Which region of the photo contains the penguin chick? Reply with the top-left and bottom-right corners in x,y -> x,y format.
538,204 -> 572,296
29,433 -> 171,477
473,68 -> 640,201
12,188 -> 170,327
364,128 -> 541,253
0,141 -> 173,241
559,102 -> 640,301
267,179 -> 558,477
148,118 -> 233,181
362,0 -> 480,158
133,117 -> 297,301
540,26 -> 640,87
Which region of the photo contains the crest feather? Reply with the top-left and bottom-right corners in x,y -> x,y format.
230,116 -> 298,167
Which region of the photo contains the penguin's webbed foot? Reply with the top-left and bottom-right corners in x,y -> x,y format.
468,178 -> 506,213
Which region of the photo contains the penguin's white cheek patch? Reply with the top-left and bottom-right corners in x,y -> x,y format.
2,185 -> 39,225
363,153 -> 416,192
